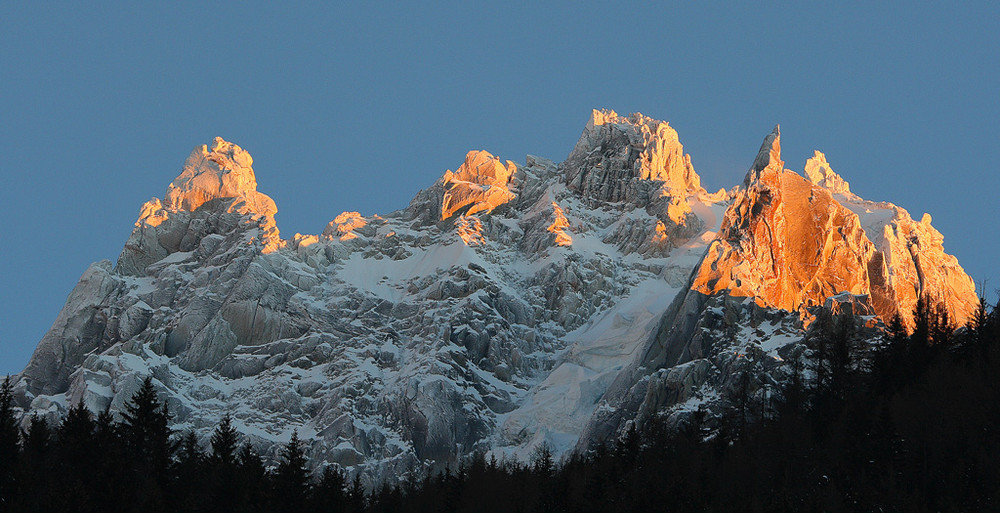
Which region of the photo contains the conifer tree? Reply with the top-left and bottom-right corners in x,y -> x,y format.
121,376 -> 173,464
120,376 -> 173,512
91,406 -> 125,510
55,401 -> 97,510
346,474 -> 367,513
829,313 -> 855,397
174,432 -> 208,513
909,296 -> 934,380
208,414 -> 242,512
0,376 -> 18,503
312,465 -> 348,512
177,431 -> 205,469
966,295 -> 991,365
58,401 -> 95,451
22,413 -> 51,455
273,430 -> 309,513
210,413 -> 239,466
235,442 -> 268,513
18,415 -> 54,511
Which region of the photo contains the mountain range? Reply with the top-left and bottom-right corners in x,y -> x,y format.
11,109 -> 977,483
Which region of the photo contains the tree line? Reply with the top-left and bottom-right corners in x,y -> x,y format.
2,294 -> 999,512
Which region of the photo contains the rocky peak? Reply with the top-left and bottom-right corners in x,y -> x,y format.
324,211 -> 368,241
440,150 -> 518,220
804,151 -> 852,197
745,124 -> 782,186
563,109 -> 702,205
693,126 -> 976,330
15,112 -> 982,486
116,138 -> 282,276
164,137 -> 277,217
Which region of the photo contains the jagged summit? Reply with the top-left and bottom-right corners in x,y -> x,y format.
563,109 -> 702,204
13,109 -> 980,486
440,150 -> 518,220
804,150 -> 853,197
692,128 -> 976,329
166,137 -> 277,216
116,137 -> 282,276
746,124 -> 782,185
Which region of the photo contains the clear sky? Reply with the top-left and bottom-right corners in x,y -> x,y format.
2,3 -> 998,375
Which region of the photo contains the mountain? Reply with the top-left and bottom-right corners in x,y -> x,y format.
11,109 -> 977,483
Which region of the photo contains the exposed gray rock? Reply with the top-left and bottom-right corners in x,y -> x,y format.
14,112 -> 976,487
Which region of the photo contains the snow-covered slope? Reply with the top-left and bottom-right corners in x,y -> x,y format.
13,110 -> 977,483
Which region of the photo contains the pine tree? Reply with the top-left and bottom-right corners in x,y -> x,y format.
0,376 -> 19,504
235,442 -> 268,513
177,431 -> 204,468
91,406 -> 126,510
210,413 -> 239,466
120,376 -> 173,512
94,406 -> 118,447
532,443 -> 554,475
913,295 -> 930,348
967,295 -> 991,366
174,432 -> 208,513
312,465 -> 348,512
121,377 -> 173,460
273,430 -> 309,513
829,313 -> 855,397
782,357 -> 806,413
55,401 -> 97,511
929,299 -> 954,347
346,474 -> 367,513
58,401 -> 95,449
208,414 -> 241,512
18,414 -> 55,511
22,413 -> 51,455
909,296 -> 934,381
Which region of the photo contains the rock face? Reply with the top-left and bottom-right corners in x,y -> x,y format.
804,150 -> 852,197
116,138 -> 281,276
440,150 -> 518,220
576,126 -> 977,450
565,109 -> 701,201
14,111 -> 979,485
690,127 -> 976,330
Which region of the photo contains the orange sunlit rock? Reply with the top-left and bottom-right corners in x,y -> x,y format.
136,198 -> 169,228
804,150 -> 852,197
119,137 -> 284,273
165,137 -> 277,217
547,202 -> 573,247
587,109 -> 701,191
652,220 -> 669,244
691,126 -> 977,329
665,194 -> 693,226
457,215 -> 486,246
330,211 -> 367,241
440,150 -> 517,220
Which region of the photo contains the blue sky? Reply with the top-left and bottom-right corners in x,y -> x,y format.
2,3 -> 998,375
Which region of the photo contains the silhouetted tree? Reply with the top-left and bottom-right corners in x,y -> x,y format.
120,376 -> 173,512
210,413 -> 239,466
0,376 -> 18,504
174,431 -> 208,513
312,465 -> 348,512
345,474 -> 367,513
235,442 -> 268,513
273,430 -> 309,513
207,413 -> 242,512
121,377 -> 173,469
54,401 -> 97,512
